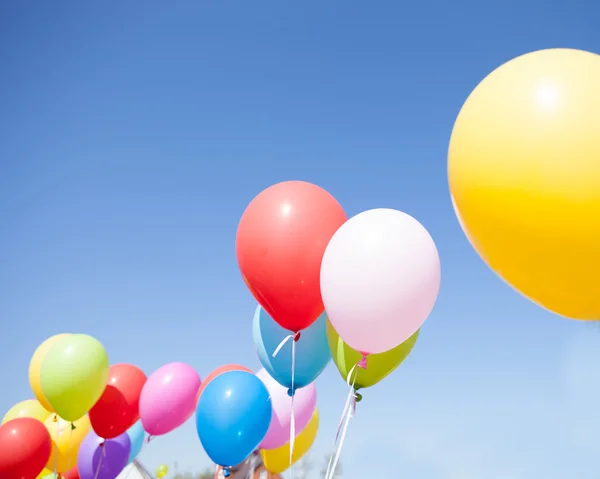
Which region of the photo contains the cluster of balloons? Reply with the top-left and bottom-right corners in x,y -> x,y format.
0,333 -> 201,479
449,48 -> 600,321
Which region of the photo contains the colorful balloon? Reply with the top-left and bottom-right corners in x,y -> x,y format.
44,414 -> 91,472
196,364 -> 252,404
321,208 -> 440,354
89,364 -> 147,439
261,408 -> 319,474
155,465 -> 168,479
253,307 -> 330,392
139,362 -> 201,436
196,370 -> 272,467
29,334 -> 71,412
236,181 -> 347,332
77,430 -> 130,479
2,399 -> 51,425
125,421 -> 145,464
62,467 -> 80,479
327,320 -> 419,390
256,369 -> 316,450
37,469 -> 52,479
40,334 -> 109,422
448,48 -> 600,320
0,418 -> 52,479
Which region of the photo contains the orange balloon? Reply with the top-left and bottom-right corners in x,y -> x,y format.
236,181 -> 347,332
196,364 -> 252,404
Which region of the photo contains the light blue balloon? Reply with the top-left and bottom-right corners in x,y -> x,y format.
126,420 -> 145,464
253,305 -> 331,393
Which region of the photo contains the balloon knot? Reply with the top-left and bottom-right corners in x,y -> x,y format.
253,450 -> 259,456
71,423 -> 76,431
293,331 -> 301,342
223,469 -> 231,477
355,392 -> 363,402
53,414 -> 58,423
145,435 -> 153,443
287,387 -> 296,397
100,440 -> 105,447
357,352 -> 368,369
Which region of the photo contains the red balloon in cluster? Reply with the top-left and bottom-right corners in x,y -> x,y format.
0,417 -> 51,479
62,466 -> 80,479
236,181 -> 347,332
89,363 -> 147,439
196,364 -> 252,404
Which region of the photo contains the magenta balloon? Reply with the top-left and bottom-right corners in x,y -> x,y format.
139,362 -> 201,436
77,430 -> 131,479
256,368 -> 316,450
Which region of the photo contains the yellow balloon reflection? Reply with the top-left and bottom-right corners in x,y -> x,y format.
448,48 -> 600,320
2,399 -> 51,425
261,408 -> 319,474
44,414 -> 91,472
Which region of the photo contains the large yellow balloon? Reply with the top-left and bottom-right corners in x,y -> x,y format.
29,334 -> 71,412
448,48 -> 600,320
260,409 -> 319,474
2,399 -> 51,425
44,414 -> 91,472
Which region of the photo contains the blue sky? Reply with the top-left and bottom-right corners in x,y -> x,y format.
0,1 -> 598,478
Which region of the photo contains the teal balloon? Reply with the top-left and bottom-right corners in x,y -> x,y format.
253,305 -> 331,393
126,420 -> 145,463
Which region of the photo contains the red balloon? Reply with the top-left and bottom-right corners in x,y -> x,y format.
89,363 -> 147,439
0,417 -> 51,479
196,364 -> 252,404
236,181 -> 347,332
62,467 -> 80,479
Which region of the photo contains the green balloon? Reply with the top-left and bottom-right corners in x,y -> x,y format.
40,334 -> 109,422
326,319 -> 419,390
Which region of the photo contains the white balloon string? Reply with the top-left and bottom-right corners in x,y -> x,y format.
92,442 -> 107,479
325,364 -> 359,479
53,417 -> 60,477
289,336 -> 297,479
65,425 -> 74,474
272,334 -> 294,358
213,465 -> 220,479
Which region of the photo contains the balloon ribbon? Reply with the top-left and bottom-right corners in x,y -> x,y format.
324,356 -> 366,479
92,441 -> 107,479
272,331 -> 301,479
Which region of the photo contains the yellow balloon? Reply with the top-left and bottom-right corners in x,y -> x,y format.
2,399 -> 51,425
448,48 -> 600,320
44,414 -> 91,472
156,464 -> 169,478
260,408 -> 319,474
37,469 -> 52,479
29,334 -> 71,412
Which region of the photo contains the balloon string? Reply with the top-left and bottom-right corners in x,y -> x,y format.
272,333 -> 294,358
53,418 -> 60,477
65,426 -> 74,475
92,442 -> 107,479
289,337 -> 297,478
325,362 -> 361,479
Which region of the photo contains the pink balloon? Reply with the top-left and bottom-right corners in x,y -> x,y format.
139,362 -> 201,436
256,369 -> 316,450
320,208 -> 440,354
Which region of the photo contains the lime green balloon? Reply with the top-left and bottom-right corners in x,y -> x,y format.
40,334 -> 109,422
326,319 -> 419,390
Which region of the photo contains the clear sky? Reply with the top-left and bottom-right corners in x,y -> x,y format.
1,1 -> 599,478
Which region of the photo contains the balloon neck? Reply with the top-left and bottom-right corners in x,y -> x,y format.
223,468 -> 231,477
53,414 -> 58,423
252,450 -> 259,456
70,423 -> 76,431
357,352 -> 368,369
287,387 -> 296,397
355,392 -> 363,402
293,331 -> 301,342
99,439 -> 105,447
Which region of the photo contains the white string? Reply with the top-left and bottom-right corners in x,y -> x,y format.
289,337 -> 297,478
324,365 -> 358,479
91,442 -> 107,479
272,334 -> 294,358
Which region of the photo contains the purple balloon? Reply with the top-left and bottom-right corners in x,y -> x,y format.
78,430 -> 131,479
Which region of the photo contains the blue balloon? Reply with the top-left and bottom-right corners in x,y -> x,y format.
196,370 -> 272,467
126,420 -> 145,464
253,305 -> 331,392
